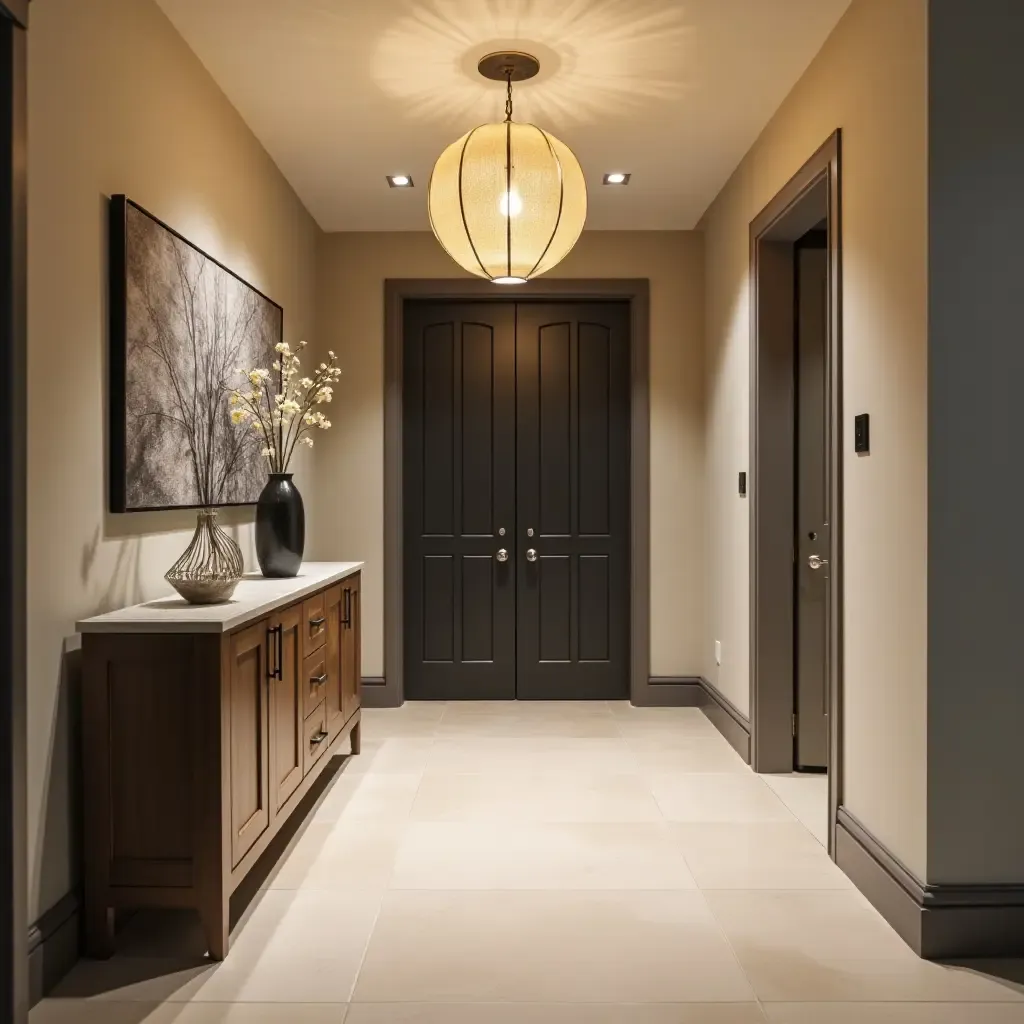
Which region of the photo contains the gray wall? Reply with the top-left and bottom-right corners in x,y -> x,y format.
928,0 -> 1024,884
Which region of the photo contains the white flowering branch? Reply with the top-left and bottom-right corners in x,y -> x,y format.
228,341 -> 342,475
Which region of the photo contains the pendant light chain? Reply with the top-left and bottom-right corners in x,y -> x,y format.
504,69 -> 514,122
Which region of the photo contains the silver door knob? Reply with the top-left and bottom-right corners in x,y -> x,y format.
496,548 -> 508,562
808,554 -> 828,570
526,548 -> 538,562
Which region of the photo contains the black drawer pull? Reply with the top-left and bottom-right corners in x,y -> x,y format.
309,729 -> 328,749
309,615 -> 325,632
311,672 -> 327,687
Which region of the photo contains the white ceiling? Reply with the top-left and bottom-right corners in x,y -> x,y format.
156,0 -> 851,232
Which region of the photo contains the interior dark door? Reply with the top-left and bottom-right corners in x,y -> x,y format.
515,303 -> 630,699
794,235 -> 829,769
403,303 -> 517,699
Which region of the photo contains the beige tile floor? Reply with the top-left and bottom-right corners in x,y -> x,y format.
35,701 -> 1024,1023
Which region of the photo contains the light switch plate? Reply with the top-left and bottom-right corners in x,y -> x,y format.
714,640 -> 722,666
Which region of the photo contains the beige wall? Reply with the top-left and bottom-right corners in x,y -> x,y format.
700,0 -> 929,876
312,231 -> 705,682
27,0 -> 320,920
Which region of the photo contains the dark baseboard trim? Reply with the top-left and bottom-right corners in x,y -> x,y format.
836,807 -> 1024,958
697,677 -> 751,763
361,676 -> 400,709
27,890 -> 79,1006
637,676 -> 704,707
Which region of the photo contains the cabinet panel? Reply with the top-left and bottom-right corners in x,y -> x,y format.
229,621 -> 270,868
341,573 -> 362,723
270,603 -> 303,814
325,585 -> 343,739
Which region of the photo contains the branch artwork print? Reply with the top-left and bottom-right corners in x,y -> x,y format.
122,202 -> 280,508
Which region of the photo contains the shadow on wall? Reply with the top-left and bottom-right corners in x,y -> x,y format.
32,639 -> 83,939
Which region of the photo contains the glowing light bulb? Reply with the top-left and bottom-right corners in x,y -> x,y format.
499,190 -> 523,217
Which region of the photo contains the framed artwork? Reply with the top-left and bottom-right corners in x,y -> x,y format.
108,195 -> 282,512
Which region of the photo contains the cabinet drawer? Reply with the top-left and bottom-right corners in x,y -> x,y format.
303,651 -> 328,719
303,701 -> 330,775
302,591 -> 328,658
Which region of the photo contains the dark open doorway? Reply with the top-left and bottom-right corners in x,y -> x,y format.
749,131 -> 842,854
0,1 -> 28,1020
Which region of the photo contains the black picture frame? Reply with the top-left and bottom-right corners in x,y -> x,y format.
108,194 -> 284,512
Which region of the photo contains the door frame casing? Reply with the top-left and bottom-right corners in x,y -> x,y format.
749,131 -> 843,851
382,278 -> 650,707
0,1 -> 27,1020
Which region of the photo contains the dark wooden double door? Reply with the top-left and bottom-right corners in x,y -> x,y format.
404,301 -> 630,700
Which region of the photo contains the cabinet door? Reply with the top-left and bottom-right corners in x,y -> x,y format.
325,585 -> 343,740
229,620 -> 270,867
341,573 -> 361,723
269,603 -> 303,814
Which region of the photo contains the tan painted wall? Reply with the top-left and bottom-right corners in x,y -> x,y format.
27,0 -> 320,920
700,0 -> 928,875
312,231 -> 705,682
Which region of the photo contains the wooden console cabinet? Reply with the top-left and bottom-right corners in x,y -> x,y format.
78,562 -> 363,960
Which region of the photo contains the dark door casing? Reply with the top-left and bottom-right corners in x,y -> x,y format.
794,237 -> 829,769
403,301 -> 630,700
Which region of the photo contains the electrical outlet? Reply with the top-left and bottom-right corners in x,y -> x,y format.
714,640 -> 722,666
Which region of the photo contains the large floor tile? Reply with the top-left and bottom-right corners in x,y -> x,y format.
390,821 -> 696,889
435,714 -> 622,739
763,1004 -> 1024,1023
615,714 -> 721,744
186,889 -> 382,1003
341,737 -> 436,775
706,890 -> 1024,1002
672,822 -> 852,889
441,700 -> 614,718
632,738 -> 750,775
264,821 -> 403,890
424,736 -> 639,774
361,704 -> 445,738
33,1004 -> 346,1023
652,773 -> 794,823
312,773 -> 422,824
353,889 -> 754,1003
346,1003 -> 767,1023
760,773 -> 829,846
410,772 -> 662,822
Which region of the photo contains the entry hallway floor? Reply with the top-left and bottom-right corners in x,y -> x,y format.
36,702 -> 1024,1023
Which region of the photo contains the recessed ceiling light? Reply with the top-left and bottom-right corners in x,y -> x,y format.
387,174 -> 414,188
603,172 -> 630,185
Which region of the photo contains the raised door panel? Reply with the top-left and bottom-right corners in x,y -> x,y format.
402,303 -> 516,700
515,303 -> 631,699
229,621 -> 270,868
325,585 -> 343,739
270,603 -> 303,814
341,573 -> 361,723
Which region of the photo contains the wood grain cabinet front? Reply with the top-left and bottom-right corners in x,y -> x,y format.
81,569 -> 362,964
229,621 -> 271,868
270,603 -> 304,814
341,573 -> 362,729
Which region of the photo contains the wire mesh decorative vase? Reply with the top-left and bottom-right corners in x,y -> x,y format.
165,509 -> 244,605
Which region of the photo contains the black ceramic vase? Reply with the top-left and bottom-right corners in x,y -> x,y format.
255,473 -> 305,578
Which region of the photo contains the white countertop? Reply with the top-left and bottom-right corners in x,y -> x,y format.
76,561 -> 364,635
